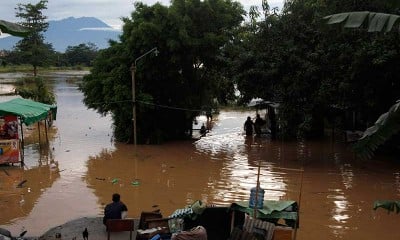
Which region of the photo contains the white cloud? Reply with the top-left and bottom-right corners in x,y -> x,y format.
79,27 -> 122,32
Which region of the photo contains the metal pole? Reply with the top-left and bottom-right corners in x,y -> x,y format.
131,47 -> 158,145
131,64 -> 137,145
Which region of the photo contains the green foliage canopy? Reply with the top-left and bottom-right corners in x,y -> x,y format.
64,43 -> 98,66
233,0 -> 400,140
81,0 -> 245,143
322,1 -> 400,158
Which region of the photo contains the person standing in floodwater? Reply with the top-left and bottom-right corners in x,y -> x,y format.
254,114 -> 266,136
200,123 -> 207,136
244,116 -> 254,136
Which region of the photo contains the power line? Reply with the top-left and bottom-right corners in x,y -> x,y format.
90,99 -> 206,112
137,100 -> 203,112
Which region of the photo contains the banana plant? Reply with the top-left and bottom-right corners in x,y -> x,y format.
324,2 -> 400,158
323,1 -> 400,32
0,19 -> 30,37
374,200 -> 400,213
353,100 -> 400,159
323,11 -> 400,32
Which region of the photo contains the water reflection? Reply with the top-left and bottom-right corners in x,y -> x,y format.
327,189 -> 350,223
0,164 -> 60,222
324,163 -> 354,235
1,72 -> 400,239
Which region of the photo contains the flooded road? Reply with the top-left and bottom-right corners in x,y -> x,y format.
0,72 -> 400,239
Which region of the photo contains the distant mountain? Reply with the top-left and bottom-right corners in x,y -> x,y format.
0,17 -> 121,52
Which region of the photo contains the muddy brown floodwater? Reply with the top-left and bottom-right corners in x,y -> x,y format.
0,71 -> 400,239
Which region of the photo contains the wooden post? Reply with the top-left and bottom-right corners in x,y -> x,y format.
37,121 -> 41,147
19,120 -> 24,164
45,117 -> 49,144
293,168 -> 304,240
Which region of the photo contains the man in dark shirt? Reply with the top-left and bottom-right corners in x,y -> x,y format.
103,193 -> 128,225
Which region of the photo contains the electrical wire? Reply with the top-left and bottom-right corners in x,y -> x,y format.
90,99 -> 207,112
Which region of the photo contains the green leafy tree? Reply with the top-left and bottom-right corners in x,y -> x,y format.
81,0 -> 244,143
64,43 -> 98,67
14,0 -> 55,76
234,0 -> 329,138
232,0 -> 400,141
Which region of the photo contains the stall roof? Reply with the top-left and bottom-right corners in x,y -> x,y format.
0,98 -> 57,126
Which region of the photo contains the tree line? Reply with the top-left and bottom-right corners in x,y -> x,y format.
9,0 -> 400,150
3,42 -> 98,69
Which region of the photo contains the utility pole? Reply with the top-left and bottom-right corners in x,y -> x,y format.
131,47 -> 158,145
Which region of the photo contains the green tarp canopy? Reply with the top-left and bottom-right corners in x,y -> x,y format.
230,200 -> 298,221
0,20 -> 30,37
0,98 -> 57,126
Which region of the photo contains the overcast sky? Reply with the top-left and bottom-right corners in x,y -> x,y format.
1,0 -> 284,29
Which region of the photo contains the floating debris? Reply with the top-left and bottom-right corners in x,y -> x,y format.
131,179 -> 140,186
17,180 -> 27,188
111,178 -> 119,184
96,177 -> 106,181
2,169 -> 10,176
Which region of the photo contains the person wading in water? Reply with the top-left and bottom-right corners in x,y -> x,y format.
244,116 -> 254,136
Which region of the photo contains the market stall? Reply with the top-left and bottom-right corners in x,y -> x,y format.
0,98 -> 57,164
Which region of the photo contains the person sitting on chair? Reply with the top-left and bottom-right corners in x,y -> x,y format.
103,193 -> 128,225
